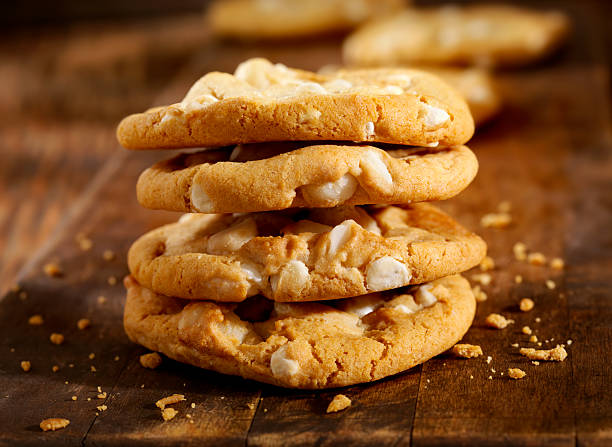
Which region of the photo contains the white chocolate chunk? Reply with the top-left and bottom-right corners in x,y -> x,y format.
190,184 -> 214,213
270,260 -> 309,296
415,284 -> 438,307
327,220 -> 355,257
341,294 -> 383,317
366,257 -> 412,292
298,108 -> 322,124
360,151 -> 393,189
295,81 -> 327,95
421,103 -> 450,129
365,121 -> 375,137
270,345 -> 299,378
218,316 -> 251,344
229,145 -> 243,161
387,294 -> 421,314
382,85 -> 404,95
324,78 -> 353,92
240,261 -> 263,285
206,218 -> 258,255
302,173 -> 358,205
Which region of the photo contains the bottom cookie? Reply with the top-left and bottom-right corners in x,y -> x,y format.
124,274 -> 476,389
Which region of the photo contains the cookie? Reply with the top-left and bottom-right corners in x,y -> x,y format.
123,274 -> 476,389
116,58 -> 474,150
343,5 -> 570,68
127,203 -> 486,302
208,0 -> 403,39
136,143 -> 478,214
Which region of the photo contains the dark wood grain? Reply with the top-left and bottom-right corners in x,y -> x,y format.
1,1 -> 611,446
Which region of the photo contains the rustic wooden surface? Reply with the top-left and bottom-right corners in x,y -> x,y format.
1,1 -> 611,445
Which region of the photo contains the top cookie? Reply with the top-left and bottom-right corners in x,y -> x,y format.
343,5 -> 570,68
116,58 -> 474,150
208,0 -> 403,39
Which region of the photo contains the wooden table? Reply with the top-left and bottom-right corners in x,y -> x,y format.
1,1 -> 611,445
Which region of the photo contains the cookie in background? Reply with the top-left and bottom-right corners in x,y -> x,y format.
343,4 -> 570,68
207,0 -> 405,40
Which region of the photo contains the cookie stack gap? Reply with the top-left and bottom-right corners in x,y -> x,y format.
117,58 -> 486,389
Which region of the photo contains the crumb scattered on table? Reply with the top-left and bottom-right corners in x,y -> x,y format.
529,335 -> 538,343
43,262 -> 63,277
50,333 -> 65,345
519,298 -> 534,312
550,257 -> 564,270
485,313 -> 514,329
326,394 -> 351,413
107,276 -> 117,286
451,344 -> 483,358
140,352 -> 162,369
527,252 -> 546,266
508,368 -> 526,379
513,242 -> 527,261
472,285 -> 487,302
545,280 -> 556,290
103,250 -> 116,261
21,360 -> 31,372
479,256 -> 495,271
519,345 -> 567,361
52,365 -> 59,372
522,326 -> 532,335
156,394 -> 185,410
471,273 -> 492,286
161,408 -> 178,421
28,314 -> 44,325
77,318 -> 91,330
40,418 -> 70,431
515,275 -> 523,284
481,212 -> 512,228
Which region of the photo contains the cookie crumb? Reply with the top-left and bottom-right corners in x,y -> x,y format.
451,344 -> 483,358
28,314 -> 44,325
527,252 -> 546,266
191,403 -> 196,409
481,212 -> 512,228
519,298 -> 534,312
140,352 -> 162,369
71,396 -> 77,401
90,366 -> 97,372
545,280 -> 556,290
114,356 -> 120,361
97,296 -> 107,305
479,256 -> 495,271
43,262 -> 63,277
487,375 -> 493,380
77,318 -> 91,330
161,408 -> 178,421
471,273 -> 492,286
326,394 -> 351,413
88,353 -> 95,360
550,257 -> 564,270
247,402 -> 256,410
532,361 -> 540,366
522,326 -> 532,335
21,360 -> 31,372
567,339 -> 573,345
472,285 -> 488,302
529,335 -> 538,343
107,276 -> 118,286
485,313 -> 514,329
519,345 -> 567,361
76,235 -> 93,251
40,418 -> 70,431
103,250 -> 116,261
513,242 -> 527,261
515,275 -> 523,284
469,375 -> 474,379
52,365 -> 59,372
50,333 -> 65,345
535,317 -> 541,323
508,368 -> 526,380
511,343 -> 519,348
156,394 -> 186,410
97,405 -> 107,412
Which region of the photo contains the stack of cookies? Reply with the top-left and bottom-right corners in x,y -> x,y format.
117,58 -> 486,389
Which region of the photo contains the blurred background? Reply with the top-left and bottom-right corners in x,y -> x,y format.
1,0 -> 610,293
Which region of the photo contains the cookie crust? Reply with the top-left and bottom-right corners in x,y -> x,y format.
127,203 -> 486,302
117,58 -> 474,150
136,144 -> 478,213
123,274 -> 476,389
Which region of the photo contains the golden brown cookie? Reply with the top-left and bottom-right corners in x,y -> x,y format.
117,58 -> 474,150
136,143 -> 478,214
343,5 -> 570,68
127,203 -> 486,302
208,0 -> 404,39
123,274 -> 476,389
